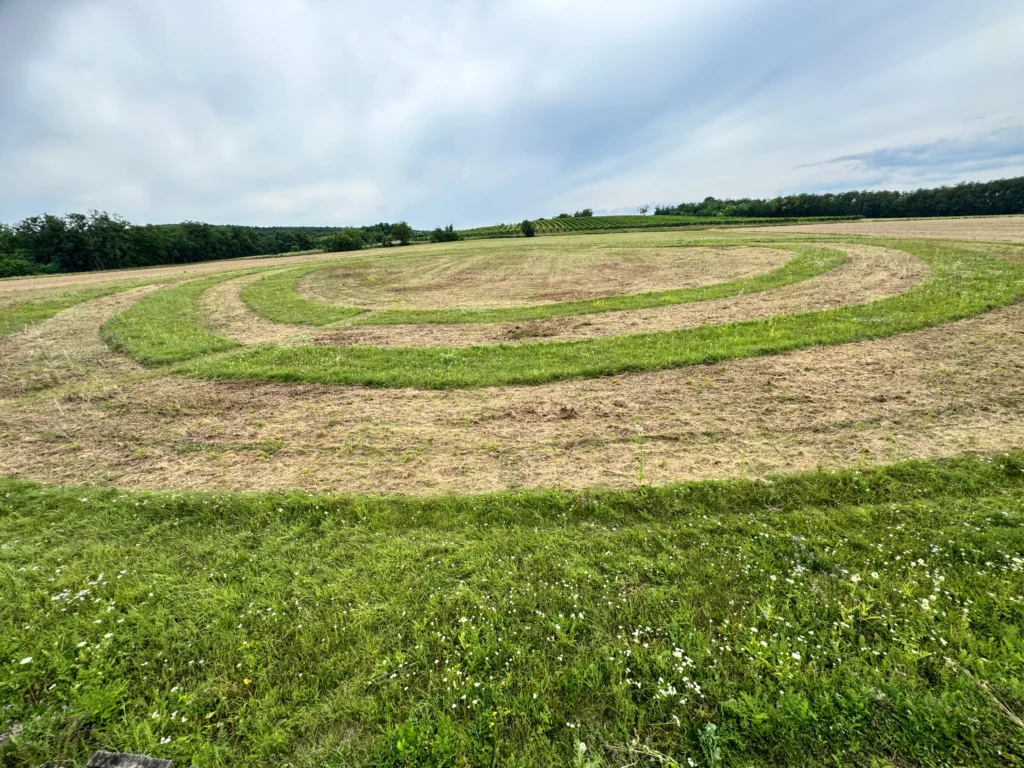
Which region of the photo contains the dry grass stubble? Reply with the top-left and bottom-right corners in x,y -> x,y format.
297,246 -> 792,309
0,286 -> 160,397
745,215 -> 1024,242
200,271 -> 319,346
314,244 -> 926,347
1,303 -> 1021,494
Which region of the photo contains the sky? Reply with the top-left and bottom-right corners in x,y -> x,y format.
1,0 -> 1023,228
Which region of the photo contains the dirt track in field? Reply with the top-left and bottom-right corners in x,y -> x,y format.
746,215 -> 1024,242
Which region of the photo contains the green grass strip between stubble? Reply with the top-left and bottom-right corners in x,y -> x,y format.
0,277 -> 178,340
101,272 -> 264,365
180,239 -> 1024,389
242,244 -> 845,326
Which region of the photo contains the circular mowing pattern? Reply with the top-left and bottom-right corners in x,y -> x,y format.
310,244 -> 925,349
241,244 -> 842,326
297,246 -> 793,309
100,237 -> 1024,390
104,242 -> 840,365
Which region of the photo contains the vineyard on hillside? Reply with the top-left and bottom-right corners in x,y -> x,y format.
457,214 -> 862,238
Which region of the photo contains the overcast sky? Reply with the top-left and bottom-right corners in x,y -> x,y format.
2,0 -> 1023,227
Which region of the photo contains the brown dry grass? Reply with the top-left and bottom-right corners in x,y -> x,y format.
1,231 -> 1021,496
0,250 -> 351,294
745,215 -> 1024,242
200,271 -> 319,346
0,297 -> 1020,495
298,246 -> 792,309
313,244 -> 925,348
0,286 -> 158,398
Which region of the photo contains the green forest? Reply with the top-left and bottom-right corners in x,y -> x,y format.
0,215 -> 414,278
654,176 -> 1024,218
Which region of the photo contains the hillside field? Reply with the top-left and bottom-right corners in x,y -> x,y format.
2,217 -> 1024,767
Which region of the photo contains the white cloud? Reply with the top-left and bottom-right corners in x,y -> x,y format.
1,0 -> 1022,226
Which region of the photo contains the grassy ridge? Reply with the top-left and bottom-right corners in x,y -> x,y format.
242,245 -> 844,327
2,453 -> 1024,766
458,215 -> 862,239
182,239 -> 1024,389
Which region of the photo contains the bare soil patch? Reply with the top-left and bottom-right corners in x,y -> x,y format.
745,215 -> 1024,242
1,300 -> 1021,495
298,247 -> 792,309
314,244 -> 925,348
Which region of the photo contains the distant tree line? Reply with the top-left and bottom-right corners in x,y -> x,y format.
654,177 -> 1024,219
0,212 -> 420,277
429,224 -> 462,243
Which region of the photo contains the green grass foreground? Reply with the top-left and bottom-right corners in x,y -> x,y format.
181,239 -> 1024,389
242,246 -> 844,326
2,454 -> 1024,766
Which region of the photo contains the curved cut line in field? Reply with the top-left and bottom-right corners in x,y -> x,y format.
208,245 -> 853,348
312,244 -> 927,349
2,302 -> 1023,494
0,286 -> 161,398
201,271 -> 320,346
243,244 -> 843,326
297,246 -> 794,310
103,242 -> 843,364
179,240 -> 1024,389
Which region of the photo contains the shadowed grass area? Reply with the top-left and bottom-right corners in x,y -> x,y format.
2,453 -> 1024,766
242,245 -> 844,326
181,239 -> 1024,389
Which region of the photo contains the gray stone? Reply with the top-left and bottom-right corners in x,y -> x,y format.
87,752 -> 175,768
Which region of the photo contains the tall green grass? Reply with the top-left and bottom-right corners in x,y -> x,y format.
0,278 -> 177,340
2,453 -> 1024,766
181,239 -> 1024,389
242,245 -> 845,326
101,274 -> 254,365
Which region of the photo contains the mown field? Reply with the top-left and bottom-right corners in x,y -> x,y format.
2,218 -> 1024,766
